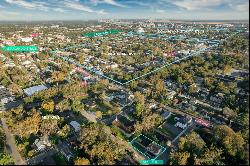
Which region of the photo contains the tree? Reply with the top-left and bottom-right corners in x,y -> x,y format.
194,146 -> 224,165
57,99 -> 70,112
134,114 -> 163,133
78,123 -> 126,165
58,124 -> 70,139
96,111 -> 102,118
74,157 -> 90,165
134,103 -> 144,118
51,71 -> 65,84
214,125 -> 245,157
41,101 -> 55,113
13,110 -> 41,138
71,99 -> 84,112
134,91 -> 145,106
170,152 -> 190,165
188,84 -> 198,94
222,107 -> 237,119
223,65 -> 232,75
0,127 -> 6,152
40,119 -> 59,137
180,132 -> 206,155
155,80 -> 165,95
0,153 -> 14,165
170,132 -> 210,165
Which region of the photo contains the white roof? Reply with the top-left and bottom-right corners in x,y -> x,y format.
70,121 -> 80,132
23,85 -> 47,96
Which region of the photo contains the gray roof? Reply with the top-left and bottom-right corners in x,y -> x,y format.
23,85 -> 47,96
161,111 -> 171,119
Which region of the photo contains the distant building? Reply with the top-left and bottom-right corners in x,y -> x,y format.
21,37 -> 33,42
23,84 -> 48,96
51,25 -> 59,28
137,27 -> 145,33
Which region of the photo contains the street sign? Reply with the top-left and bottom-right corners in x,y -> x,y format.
140,159 -> 164,165
82,29 -> 122,37
1,46 -> 38,52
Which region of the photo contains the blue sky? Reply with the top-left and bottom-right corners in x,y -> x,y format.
0,0 -> 249,21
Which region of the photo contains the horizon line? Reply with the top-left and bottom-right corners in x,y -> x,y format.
0,19 -> 249,22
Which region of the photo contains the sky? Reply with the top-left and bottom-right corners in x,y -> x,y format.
0,0 -> 249,21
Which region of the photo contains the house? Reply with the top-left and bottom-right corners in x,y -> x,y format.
174,115 -> 192,129
209,93 -> 224,104
199,88 -> 210,100
0,86 -> 14,106
112,115 -> 135,134
57,141 -> 73,161
34,136 -> 51,152
23,84 -> 48,96
160,110 -> 172,120
137,27 -> 145,33
146,142 -> 161,156
69,121 -> 81,132
166,90 -> 176,99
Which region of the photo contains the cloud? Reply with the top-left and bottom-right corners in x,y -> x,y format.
53,8 -> 67,13
0,10 -> 19,16
0,10 -> 20,20
91,0 -> 127,7
156,9 -> 166,13
168,0 -> 226,10
4,0 -> 49,11
163,0 -> 249,12
234,2 -> 249,12
64,0 -> 107,14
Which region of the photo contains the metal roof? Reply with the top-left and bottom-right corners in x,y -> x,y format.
23,84 -> 47,96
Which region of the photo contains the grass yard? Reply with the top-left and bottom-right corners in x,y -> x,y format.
166,114 -> 176,125
157,127 -> 175,139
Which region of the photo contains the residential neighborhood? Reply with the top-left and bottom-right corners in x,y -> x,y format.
0,1 -> 249,165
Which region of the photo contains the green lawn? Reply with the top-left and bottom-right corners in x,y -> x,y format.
157,127 -> 175,139
166,114 -> 176,125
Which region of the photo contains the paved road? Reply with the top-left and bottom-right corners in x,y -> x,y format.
1,118 -> 26,165
178,94 -> 222,111
4,99 -> 24,110
27,148 -> 57,165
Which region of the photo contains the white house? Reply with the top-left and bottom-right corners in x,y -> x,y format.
21,37 -> 33,42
